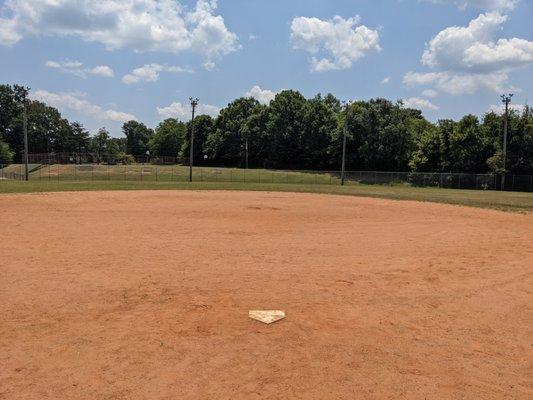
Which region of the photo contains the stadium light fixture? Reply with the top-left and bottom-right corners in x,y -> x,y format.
189,97 -> 199,182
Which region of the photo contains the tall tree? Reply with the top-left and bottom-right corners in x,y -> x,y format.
149,118 -> 186,158
204,98 -> 259,166
264,90 -> 307,168
182,115 -> 214,165
123,121 -> 153,157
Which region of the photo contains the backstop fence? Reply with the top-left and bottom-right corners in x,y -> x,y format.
1,162 -> 532,192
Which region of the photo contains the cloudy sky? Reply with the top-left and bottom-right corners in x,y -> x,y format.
0,0 -> 531,135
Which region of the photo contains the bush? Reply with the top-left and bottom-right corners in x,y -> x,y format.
118,152 -> 135,165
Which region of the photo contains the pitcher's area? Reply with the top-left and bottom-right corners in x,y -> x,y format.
1,191 -> 531,399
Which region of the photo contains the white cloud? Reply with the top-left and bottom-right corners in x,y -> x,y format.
404,71 -> 511,94
488,103 -> 526,114
122,63 -> 192,84
90,65 -> 114,77
32,90 -> 136,123
0,0 -> 239,66
290,15 -> 381,72
381,76 -> 391,85
402,97 -> 440,111
45,60 -> 114,78
421,0 -> 518,10
157,101 -> 220,120
245,85 -> 277,105
421,12 -> 532,73
421,89 -> 438,97
404,12 -> 532,94
202,60 -> 216,71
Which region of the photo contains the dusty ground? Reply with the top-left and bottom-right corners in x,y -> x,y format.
1,190 -> 532,399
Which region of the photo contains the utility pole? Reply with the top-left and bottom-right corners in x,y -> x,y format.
245,138 -> 249,169
22,89 -> 29,181
188,97 -> 199,183
501,93 -> 513,191
341,101 -> 349,186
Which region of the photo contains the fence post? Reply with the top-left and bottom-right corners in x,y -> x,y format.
156,167 -> 158,182
171,166 -> 174,181
141,167 -> 143,181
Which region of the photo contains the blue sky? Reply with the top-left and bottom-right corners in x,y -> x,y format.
1,0 -> 531,136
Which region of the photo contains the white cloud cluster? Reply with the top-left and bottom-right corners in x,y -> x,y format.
404,12 -> 532,94
245,85 -> 277,104
290,15 -> 381,72
122,64 -> 193,84
488,103 -> 526,114
32,90 -> 136,123
422,0 -> 518,10
402,97 -> 439,111
381,76 -> 391,85
404,71 -> 510,94
0,0 -> 238,67
45,60 -> 114,78
157,101 -> 220,120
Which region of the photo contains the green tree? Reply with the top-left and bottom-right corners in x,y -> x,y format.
264,90 -> 307,168
241,104 -> 270,167
0,139 -> 14,164
91,128 -> 111,163
408,119 -> 441,172
123,120 -> 153,157
300,94 -> 338,169
149,118 -> 186,158
182,115 -> 214,164
205,98 -> 259,166
448,115 -> 491,173
506,106 -> 533,174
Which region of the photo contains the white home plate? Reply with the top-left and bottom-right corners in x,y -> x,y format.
249,310 -> 286,324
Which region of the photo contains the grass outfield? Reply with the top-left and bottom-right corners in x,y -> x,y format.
1,179 -> 532,212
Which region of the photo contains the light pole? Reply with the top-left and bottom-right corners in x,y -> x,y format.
245,138 -> 249,169
501,93 -> 513,191
22,89 -> 29,181
189,97 -> 199,182
341,101 -> 350,186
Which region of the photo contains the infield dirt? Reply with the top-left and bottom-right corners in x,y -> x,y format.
1,191 -> 532,399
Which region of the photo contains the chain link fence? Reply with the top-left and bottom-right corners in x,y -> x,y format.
1,162 -> 532,192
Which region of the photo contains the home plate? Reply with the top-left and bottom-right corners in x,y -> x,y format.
249,310 -> 286,324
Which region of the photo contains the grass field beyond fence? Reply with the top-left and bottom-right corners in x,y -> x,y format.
2,163 -> 532,192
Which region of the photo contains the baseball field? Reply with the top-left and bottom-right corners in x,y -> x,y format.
1,188 -> 532,399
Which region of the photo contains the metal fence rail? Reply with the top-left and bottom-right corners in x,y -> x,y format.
1,163 -> 532,192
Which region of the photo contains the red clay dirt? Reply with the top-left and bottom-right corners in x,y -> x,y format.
1,190 -> 532,399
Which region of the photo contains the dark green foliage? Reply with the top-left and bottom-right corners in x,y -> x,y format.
149,118 -> 186,157
0,139 -> 14,164
123,120 -> 153,156
182,115 -> 213,164
204,98 -> 259,166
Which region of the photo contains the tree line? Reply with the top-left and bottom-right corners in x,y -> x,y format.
1,83 -> 532,174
